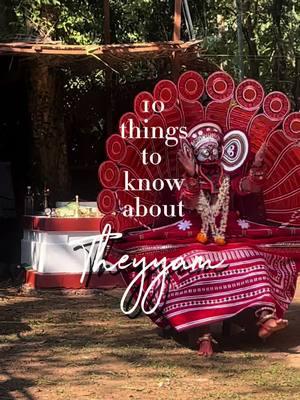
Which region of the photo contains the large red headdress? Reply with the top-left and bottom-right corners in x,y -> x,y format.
98,70 -> 300,232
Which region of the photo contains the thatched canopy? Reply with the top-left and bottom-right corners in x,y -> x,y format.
0,40 -> 217,73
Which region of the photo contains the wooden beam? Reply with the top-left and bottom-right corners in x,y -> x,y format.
173,0 -> 182,42
0,41 -> 185,56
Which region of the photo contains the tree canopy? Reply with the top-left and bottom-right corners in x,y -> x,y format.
1,0 -> 299,101
0,0 -> 299,200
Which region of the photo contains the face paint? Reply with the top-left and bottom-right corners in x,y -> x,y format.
195,142 -> 221,163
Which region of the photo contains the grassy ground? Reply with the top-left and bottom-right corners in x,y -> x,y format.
0,282 -> 299,400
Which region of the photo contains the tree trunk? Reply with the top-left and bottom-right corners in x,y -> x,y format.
236,0 -> 245,80
271,0 -> 287,91
103,0 -> 113,136
294,55 -> 300,110
28,60 -> 70,200
242,0 -> 260,79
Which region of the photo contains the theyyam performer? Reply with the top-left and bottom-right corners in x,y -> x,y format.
98,70 -> 300,356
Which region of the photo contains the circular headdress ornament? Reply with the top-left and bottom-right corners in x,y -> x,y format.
221,130 -> 249,173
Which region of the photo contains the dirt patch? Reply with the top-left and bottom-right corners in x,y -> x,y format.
0,282 -> 300,400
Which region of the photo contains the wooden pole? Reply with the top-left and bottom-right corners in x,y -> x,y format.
173,0 -> 182,42
104,0 -> 111,44
171,0 -> 182,80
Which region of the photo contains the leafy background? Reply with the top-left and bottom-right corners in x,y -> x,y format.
1,0 -> 299,97
0,1 -> 299,200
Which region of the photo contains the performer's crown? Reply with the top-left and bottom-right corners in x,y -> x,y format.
188,122 -> 223,152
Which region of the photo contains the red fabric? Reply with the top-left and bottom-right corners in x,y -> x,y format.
23,216 -> 101,232
108,211 -> 300,331
121,211 -> 300,244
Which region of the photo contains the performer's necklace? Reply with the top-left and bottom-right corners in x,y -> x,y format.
196,175 -> 230,245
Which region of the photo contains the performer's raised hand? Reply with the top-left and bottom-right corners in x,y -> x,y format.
178,149 -> 196,177
249,145 -> 266,184
240,145 -> 266,193
252,144 -> 265,169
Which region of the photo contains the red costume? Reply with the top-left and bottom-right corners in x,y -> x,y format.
98,71 -> 300,354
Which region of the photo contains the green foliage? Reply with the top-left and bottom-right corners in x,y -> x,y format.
188,0 -> 300,96
11,0 -> 103,44
2,0 -> 172,45
109,0 -> 173,43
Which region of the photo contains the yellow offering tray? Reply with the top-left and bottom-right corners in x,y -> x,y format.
55,201 -> 102,218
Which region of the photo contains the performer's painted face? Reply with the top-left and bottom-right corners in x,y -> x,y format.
194,142 -> 221,164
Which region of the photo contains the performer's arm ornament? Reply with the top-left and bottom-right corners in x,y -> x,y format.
237,145 -> 266,195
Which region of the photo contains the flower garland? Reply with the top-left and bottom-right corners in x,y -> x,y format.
195,175 -> 230,245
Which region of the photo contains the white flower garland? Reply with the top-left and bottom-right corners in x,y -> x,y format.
196,175 -> 230,242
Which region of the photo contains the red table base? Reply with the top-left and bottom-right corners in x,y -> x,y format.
25,270 -> 125,290
23,215 -> 101,231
